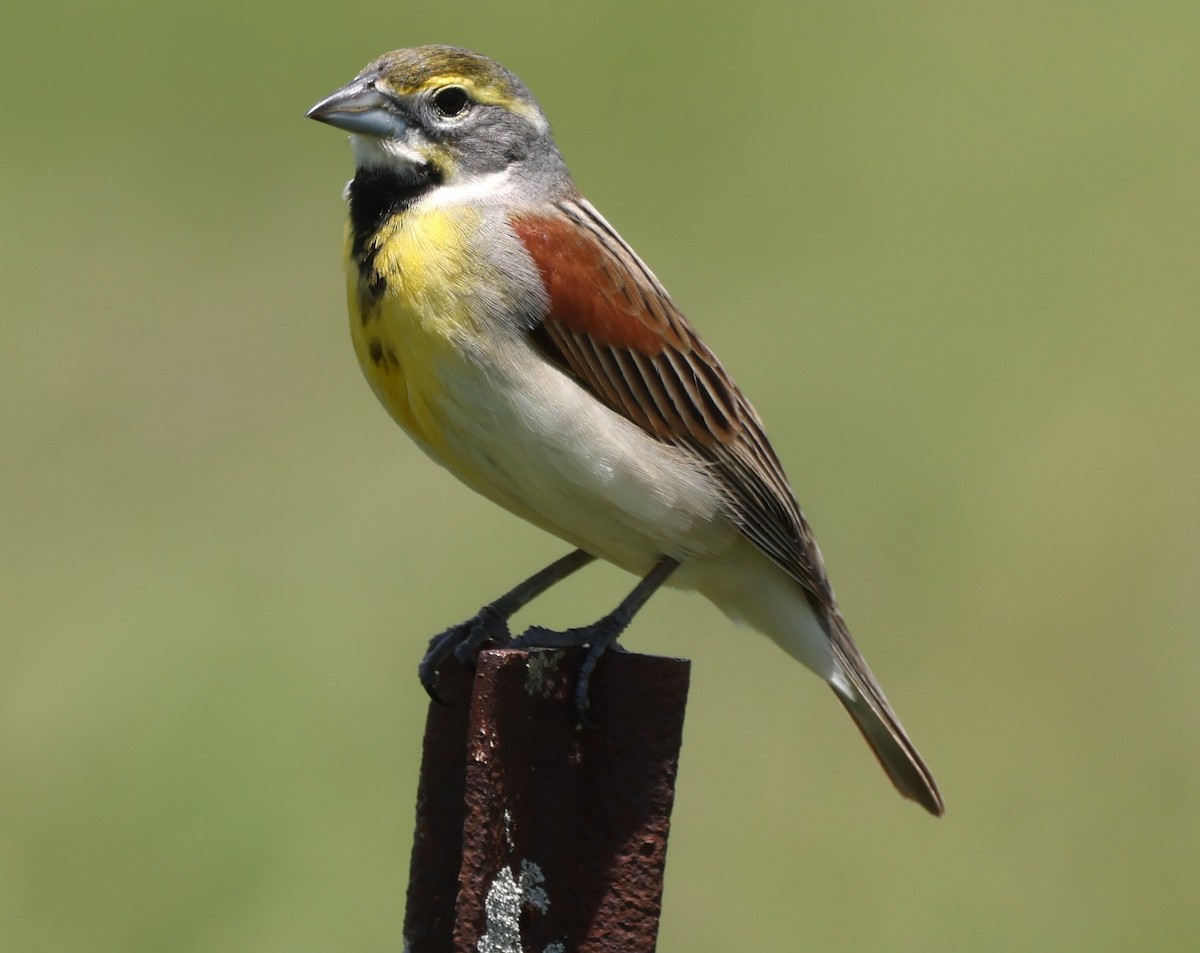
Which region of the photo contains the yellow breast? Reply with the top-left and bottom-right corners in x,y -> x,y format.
338,199 -> 737,575
344,205 -> 488,462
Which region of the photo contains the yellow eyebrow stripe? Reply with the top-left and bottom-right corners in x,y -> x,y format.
389,75 -> 545,125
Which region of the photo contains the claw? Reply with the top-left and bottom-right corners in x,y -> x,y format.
424,683 -> 451,706
513,615 -> 626,724
418,627 -> 462,703
451,604 -> 509,666
418,607 -> 512,703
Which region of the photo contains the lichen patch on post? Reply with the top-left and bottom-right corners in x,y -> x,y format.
477,859 -> 555,953
518,860 -> 549,913
524,649 -> 562,698
477,867 -> 520,953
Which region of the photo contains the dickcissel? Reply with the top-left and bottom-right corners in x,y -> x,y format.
308,45 -> 943,815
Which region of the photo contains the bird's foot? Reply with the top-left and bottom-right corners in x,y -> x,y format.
512,613 -> 628,724
419,604 -> 512,704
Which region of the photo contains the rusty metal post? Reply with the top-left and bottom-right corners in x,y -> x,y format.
403,647 -> 691,953
404,659 -> 474,953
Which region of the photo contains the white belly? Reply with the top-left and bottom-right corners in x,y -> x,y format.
420,335 -> 739,574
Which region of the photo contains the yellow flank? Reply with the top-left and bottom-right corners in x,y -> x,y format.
344,205 -> 488,463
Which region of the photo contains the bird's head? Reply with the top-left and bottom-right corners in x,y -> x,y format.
307,45 -> 565,197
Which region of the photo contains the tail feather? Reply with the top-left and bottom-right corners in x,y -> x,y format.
834,682 -> 944,816
820,637 -> 940,817
818,603 -> 944,815
796,595 -> 945,811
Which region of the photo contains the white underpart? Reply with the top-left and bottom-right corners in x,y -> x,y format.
432,329 -> 736,569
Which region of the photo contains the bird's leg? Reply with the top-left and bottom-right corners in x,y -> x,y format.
419,549 -> 595,703
513,556 -> 680,722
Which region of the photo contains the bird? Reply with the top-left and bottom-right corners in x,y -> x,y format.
307,45 -> 944,816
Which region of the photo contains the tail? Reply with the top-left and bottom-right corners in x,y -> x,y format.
826,614 -> 945,816
689,544 -> 943,814
834,684 -> 944,816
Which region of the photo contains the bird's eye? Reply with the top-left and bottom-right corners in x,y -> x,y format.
431,86 -> 471,119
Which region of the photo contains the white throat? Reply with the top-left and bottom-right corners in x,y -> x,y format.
349,134 -> 429,180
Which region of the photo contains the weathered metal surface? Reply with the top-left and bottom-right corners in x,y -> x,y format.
404,661 -> 473,953
404,647 -> 690,953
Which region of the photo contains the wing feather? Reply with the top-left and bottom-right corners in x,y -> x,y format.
511,199 -> 834,607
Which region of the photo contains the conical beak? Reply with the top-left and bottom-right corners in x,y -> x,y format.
306,80 -> 408,139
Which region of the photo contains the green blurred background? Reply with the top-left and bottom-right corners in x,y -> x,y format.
3,1 -> 1198,950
